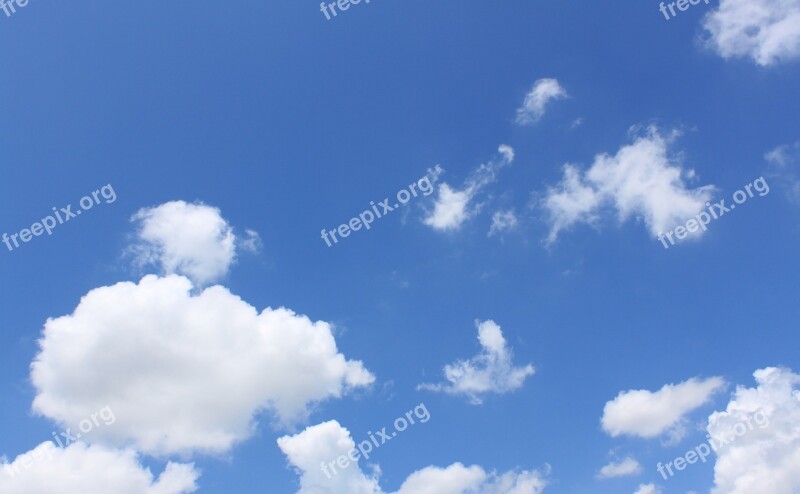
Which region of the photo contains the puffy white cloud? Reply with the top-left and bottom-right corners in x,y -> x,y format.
417,320 -> 534,404
394,464 -> 494,494
424,184 -> 474,231
31,275 -> 374,456
702,0 -> 800,66
596,457 -> 642,479
0,442 -> 198,494
766,141 -> 800,202
397,465 -> 548,494
129,201 -> 254,286
515,78 -> 568,125
543,127 -> 715,243
424,146 -> 514,231
601,376 -> 725,439
278,421 -> 380,494
632,483 -> 661,494
488,210 -> 519,237
278,420 -> 549,494
709,367 -> 800,494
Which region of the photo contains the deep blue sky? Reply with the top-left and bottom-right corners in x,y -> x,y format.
1,1 -> 799,493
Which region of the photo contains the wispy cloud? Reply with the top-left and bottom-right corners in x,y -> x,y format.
423,146 -> 514,231
418,320 -> 534,404
543,126 -> 715,244
516,78 -> 568,125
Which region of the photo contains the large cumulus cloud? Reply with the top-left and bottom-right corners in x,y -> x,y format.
31,275 -> 374,456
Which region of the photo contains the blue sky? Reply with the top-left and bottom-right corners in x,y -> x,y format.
1,1 -> 800,493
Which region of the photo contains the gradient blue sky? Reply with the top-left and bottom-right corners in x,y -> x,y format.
1,1 -> 799,493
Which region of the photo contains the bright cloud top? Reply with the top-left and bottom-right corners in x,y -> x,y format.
515,78 -> 568,125
597,457 -> 642,479
278,420 -> 549,494
31,275 -> 374,456
601,376 -> 725,439
543,127 -> 715,243
633,483 -> 662,494
417,320 -> 534,404
702,0 -> 800,66
424,146 -> 514,231
708,367 -> 800,494
129,200 -> 253,286
0,442 -> 199,494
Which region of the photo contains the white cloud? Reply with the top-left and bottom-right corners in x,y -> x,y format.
424,146 -> 514,231
417,320 -> 534,404
424,184 -> 475,231
543,127 -> 715,243
515,78 -> 568,125
278,421 -> 380,494
597,457 -> 642,479
766,142 -> 800,166
633,483 -> 661,494
498,144 -> 515,162
0,442 -> 198,494
31,275 -> 374,456
709,367 -> 800,494
239,229 -> 262,254
397,466 -> 548,494
702,0 -> 800,66
488,210 -> 519,237
129,201 -> 255,286
278,420 -> 549,494
766,141 -> 800,202
601,376 -> 725,439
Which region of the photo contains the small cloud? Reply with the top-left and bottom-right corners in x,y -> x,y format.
487,210 -> 519,237
633,483 -> 662,494
765,141 -> 800,202
418,320 -> 535,404
238,229 -> 262,254
424,146 -> 514,232
423,184 -> 475,232
498,144 -> 515,162
127,200 -> 258,286
516,78 -> 568,125
601,376 -> 726,440
597,457 -> 643,479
